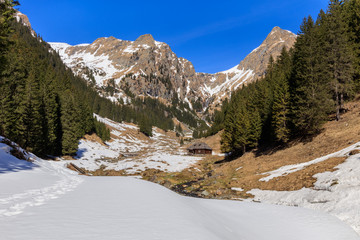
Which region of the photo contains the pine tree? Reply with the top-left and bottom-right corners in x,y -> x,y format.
220,104 -> 236,153
60,91 -> 79,155
271,47 -> 291,142
324,0 -> 354,120
1,44 -> 28,145
180,137 -> 184,146
23,66 -> 44,153
344,0 -> 360,88
139,115 -> 152,137
42,68 -> 62,155
290,15 -> 333,135
232,103 -> 250,154
247,109 -> 262,148
0,0 -> 19,69
0,0 -> 19,135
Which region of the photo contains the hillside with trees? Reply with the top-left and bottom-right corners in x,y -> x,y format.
0,1 -> 112,156
0,0 -> 208,157
209,0 -> 360,157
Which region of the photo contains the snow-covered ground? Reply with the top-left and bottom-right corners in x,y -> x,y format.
1,138 -> 359,240
61,115 -> 202,173
0,137 -> 83,217
249,141 -> 360,234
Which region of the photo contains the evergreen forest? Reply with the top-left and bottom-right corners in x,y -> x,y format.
0,0 -> 206,156
210,0 -> 360,157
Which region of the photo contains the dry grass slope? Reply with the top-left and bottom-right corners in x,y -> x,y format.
152,99 -> 360,199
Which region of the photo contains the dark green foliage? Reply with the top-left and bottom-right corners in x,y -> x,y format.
191,98 -> 203,112
93,118 -> 110,142
139,116 -> 153,137
1,4 -> 203,155
344,0 -> 360,87
207,98 -> 229,136
220,82 -> 264,154
0,0 -> 19,70
271,47 -> 292,142
324,0 -> 355,120
60,91 -> 79,155
0,12 -> 106,156
290,15 -> 333,135
217,0 -> 360,155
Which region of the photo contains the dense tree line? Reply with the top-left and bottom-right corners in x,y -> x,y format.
0,0 -> 209,155
0,1 -> 110,156
211,0 -> 360,156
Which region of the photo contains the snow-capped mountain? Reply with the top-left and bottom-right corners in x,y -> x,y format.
198,26 -> 297,107
49,27 -> 296,111
50,34 -> 200,107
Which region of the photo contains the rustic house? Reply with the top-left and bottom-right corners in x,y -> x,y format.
187,142 -> 212,155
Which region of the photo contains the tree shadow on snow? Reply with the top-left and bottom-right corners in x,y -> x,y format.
75,148 -> 88,159
0,155 -> 39,174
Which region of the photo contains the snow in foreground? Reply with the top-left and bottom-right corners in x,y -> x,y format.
249,141 -> 360,234
0,138 -> 359,240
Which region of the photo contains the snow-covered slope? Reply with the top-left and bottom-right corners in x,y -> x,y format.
249,141 -> 360,234
0,137 -> 359,240
62,114 -> 203,174
0,137 -> 82,217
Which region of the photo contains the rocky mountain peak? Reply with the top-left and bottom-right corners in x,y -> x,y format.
15,11 -> 36,36
264,26 -> 296,44
48,23 -> 297,114
134,34 -> 156,47
236,26 -> 297,76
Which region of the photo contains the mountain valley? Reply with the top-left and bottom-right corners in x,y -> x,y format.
2,1 -> 360,239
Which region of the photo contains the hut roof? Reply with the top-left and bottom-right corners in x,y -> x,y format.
187,142 -> 212,151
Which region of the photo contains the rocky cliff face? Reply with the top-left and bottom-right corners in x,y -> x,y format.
15,11 -> 36,36
49,26 -> 297,112
50,34 -> 200,107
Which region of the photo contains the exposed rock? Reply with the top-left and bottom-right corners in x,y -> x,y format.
15,11 -> 297,114
238,26 -> 297,78
15,11 -> 36,36
197,26 -> 297,110
45,20 -> 296,113
49,27 -> 296,113
201,190 -> 210,196
348,149 -> 360,155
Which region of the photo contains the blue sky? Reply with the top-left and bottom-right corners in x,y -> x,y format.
19,0 -> 329,73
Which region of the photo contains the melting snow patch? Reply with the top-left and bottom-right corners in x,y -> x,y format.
249,143 -> 360,235
260,141 -> 360,182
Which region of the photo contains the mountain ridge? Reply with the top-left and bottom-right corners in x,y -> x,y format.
49,26 -> 296,113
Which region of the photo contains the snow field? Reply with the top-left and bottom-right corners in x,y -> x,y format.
63,115 -> 203,174
1,175 -> 359,240
1,136 -> 360,239
0,141 -> 83,217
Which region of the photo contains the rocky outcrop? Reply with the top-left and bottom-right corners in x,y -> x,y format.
238,26 -> 297,78
15,11 -> 36,36
49,26 -> 297,112
50,34 -> 201,107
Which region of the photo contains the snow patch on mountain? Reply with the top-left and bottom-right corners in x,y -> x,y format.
202,67 -> 254,97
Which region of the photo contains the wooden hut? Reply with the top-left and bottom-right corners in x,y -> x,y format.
187,142 -> 212,155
